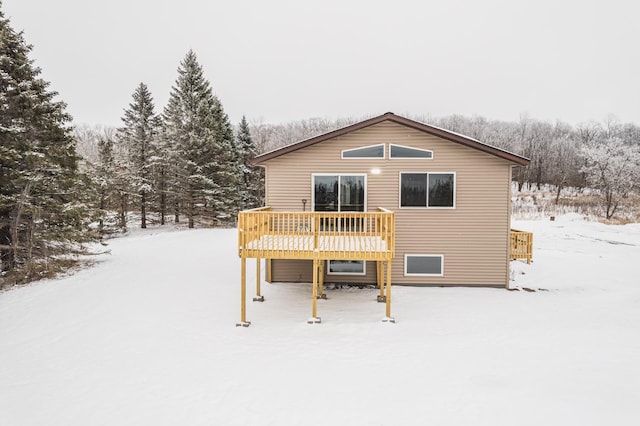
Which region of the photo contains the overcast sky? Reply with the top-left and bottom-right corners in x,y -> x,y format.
4,0 -> 639,127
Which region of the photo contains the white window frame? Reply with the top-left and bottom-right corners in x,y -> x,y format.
311,173 -> 368,212
404,254 -> 444,277
326,260 -> 367,276
341,144 -> 385,159
389,144 -> 433,159
398,171 -> 456,209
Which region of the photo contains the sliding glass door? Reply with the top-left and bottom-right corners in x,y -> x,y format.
313,174 -> 365,212
313,174 -> 366,275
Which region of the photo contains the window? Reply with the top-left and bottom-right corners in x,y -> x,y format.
404,255 -> 443,276
341,144 -> 385,159
390,144 -> 433,159
399,172 -> 455,208
327,260 -> 366,275
429,173 -> 455,207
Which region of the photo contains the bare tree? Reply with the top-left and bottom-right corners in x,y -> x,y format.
581,138 -> 640,219
548,132 -> 581,203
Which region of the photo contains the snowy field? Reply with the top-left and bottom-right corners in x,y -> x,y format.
1,215 -> 639,426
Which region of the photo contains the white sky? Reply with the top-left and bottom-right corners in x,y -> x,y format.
4,0 -> 640,127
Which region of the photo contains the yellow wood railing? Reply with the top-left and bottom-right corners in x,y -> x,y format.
238,207 -> 395,261
510,229 -> 533,264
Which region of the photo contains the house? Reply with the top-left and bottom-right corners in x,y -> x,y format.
237,112 -> 530,326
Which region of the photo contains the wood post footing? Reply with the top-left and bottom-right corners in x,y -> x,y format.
377,295 -> 387,303
381,317 -> 395,324
236,321 -> 251,327
307,317 -> 322,324
253,296 -> 265,302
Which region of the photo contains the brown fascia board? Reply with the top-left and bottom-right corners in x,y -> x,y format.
252,112 -> 530,166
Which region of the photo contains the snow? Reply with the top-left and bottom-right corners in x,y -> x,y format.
1,217 -> 639,425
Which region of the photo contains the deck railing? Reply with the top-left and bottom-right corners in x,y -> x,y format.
510,229 -> 533,264
238,207 -> 395,261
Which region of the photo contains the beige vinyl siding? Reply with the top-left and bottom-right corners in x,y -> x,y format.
271,260 -> 378,284
265,121 -> 513,287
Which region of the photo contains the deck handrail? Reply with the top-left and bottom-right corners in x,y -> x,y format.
238,207 -> 395,261
510,229 -> 533,264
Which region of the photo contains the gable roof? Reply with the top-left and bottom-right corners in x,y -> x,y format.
253,112 -> 530,166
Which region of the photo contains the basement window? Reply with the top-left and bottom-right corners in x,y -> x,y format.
341,144 -> 385,159
404,255 -> 443,276
327,260 -> 366,275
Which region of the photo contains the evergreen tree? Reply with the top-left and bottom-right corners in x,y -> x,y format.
236,116 -> 264,209
85,133 -> 120,235
163,50 -> 240,227
153,128 -> 173,225
208,96 -> 243,222
0,5 -> 94,281
118,83 -> 160,229
96,136 -> 115,232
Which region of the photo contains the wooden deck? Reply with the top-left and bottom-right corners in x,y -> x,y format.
238,207 -> 395,261
236,207 -> 396,326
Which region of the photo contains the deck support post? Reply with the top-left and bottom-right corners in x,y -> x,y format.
377,261 -> 386,302
382,259 -> 395,323
253,258 -> 264,302
317,260 -> 326,299
236,257 -> 250,327
308,258 -> 321,323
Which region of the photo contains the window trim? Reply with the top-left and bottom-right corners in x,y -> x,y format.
398,171 -> 456,209
389,144 -> 433,159
311,173 -> 368,212
341,144 -> 385,159
404,254 -> 444,277
326,260 -> 367,276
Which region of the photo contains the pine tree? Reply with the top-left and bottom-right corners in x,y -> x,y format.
208,96 -> 243,223
163,50 -> 241,227
118,83 -> 160,229
0,5 -> 94,281
153,128 -> 173,225
236,116 -> 264,209
84,132 -> 119,235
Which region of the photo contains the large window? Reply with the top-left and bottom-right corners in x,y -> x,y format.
399,172 -> 455,208
404,254 -> 443,276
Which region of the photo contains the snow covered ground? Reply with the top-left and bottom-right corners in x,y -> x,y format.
1,215 -> 639,426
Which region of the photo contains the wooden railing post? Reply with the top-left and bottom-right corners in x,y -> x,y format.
313,215 -> 320,250
238,212 -> 244,257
